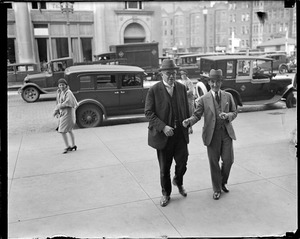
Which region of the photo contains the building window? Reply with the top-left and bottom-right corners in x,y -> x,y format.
32,2 -> 46,9
125,1 -> 142,10
245,14 -> 249,21
7,38 -> 16,64
232,14 -> 236,22
81,38 -> 92,62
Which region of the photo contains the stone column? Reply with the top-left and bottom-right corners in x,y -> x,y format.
14,3 -> 35,63
93,2 -> 106,56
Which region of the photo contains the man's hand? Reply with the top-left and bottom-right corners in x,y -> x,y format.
219,112 -> 228,120
163,125 -> 174,137
182,119 -> 190,128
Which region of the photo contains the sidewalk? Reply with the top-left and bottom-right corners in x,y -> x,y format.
8,108 -> 297,238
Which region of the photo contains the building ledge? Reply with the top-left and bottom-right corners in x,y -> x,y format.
114,9 -> 154,15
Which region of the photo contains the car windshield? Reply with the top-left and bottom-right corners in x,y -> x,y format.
201,59 -> 215,75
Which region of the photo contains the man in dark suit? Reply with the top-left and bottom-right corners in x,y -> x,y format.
183,69 -> 238,200
145,59 -> 190,207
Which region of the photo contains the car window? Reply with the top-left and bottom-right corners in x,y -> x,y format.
201,59 -> 214,74
17,65 -> 26,72
237,60 -> 250,76
79,75 -> 94,90
96,75 -> 117,89
225,60 -> 235,79
121,74 -> 142,87
7,66 -> 14,72
27,65 -> 35,71
253,59 -> 272,79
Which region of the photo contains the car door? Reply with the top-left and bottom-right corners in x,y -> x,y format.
119,73 -> 144,111
7,65 -> 17,82
249,59 -> 273,101
16,65 -> 31,82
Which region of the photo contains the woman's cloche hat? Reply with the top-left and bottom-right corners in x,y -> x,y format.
58,78 -> 68,85
209,69 -> 223,80
159,59 -> 179,71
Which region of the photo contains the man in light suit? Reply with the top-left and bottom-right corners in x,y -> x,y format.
183,69 -> 237,200
145,59 -> 190,207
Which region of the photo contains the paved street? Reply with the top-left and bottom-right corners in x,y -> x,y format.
7,90 -> 289,135
7,92 -> 297,238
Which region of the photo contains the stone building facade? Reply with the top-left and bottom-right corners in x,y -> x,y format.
7,2 -> 162,65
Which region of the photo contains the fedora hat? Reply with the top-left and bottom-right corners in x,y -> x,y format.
159,59 -> 179,71
209,69 -> 223,80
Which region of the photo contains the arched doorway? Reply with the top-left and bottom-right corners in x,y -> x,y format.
124,23 -> 146,43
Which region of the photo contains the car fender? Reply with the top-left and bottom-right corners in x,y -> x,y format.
19,83 -> 48,94
279,63 -> 288,69
282,84 -> 296,98
77,99 -> 107,117
224,88 -> 243,106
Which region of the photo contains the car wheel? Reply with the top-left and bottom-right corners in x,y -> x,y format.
233,96 -> 239,108
279,65 -> 288,74
286,91 -> 296,108
21,86 -> 40,103
195,82 -> 208,98
76,104 -> 103,128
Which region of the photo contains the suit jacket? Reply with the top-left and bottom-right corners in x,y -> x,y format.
189,90 -> 237,146
145,81 -> 190,150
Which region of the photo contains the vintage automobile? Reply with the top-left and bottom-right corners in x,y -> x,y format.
195,55 -> 296,108
64,64 -> 150,128
18,57 -> 73,103
7,62 -> 40,82
278,57 -> 297,74
262,53 -> 297,74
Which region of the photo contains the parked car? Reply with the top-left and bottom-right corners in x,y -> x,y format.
278,57 -> 297,74
7,63 -> 40,82
18,57 -> 73,103
261,53 -> 297,74
195,55 -> 296,108
64,64 -> 150,128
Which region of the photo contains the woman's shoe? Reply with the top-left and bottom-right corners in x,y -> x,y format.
69,145 -> 77,151
63,147 -> 71,154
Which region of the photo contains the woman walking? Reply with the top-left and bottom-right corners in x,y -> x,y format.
53,78 -> 79,153
178,69 -> 195,134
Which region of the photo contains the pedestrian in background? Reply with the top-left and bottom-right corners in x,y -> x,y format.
53,78 -> 79,154
145,59 -> 190,207
183,69 -> 237,200
178,69 -> 195,134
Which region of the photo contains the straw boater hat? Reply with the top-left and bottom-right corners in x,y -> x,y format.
58,78 -> 68,85
159,59 -> 179,72
209,69 -> 223,80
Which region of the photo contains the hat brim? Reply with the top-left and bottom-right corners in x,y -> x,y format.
158,67 -> 179,72
209,76 -> 223,80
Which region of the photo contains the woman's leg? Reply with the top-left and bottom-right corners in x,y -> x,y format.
69,130 -> 75,147
61,133 -> 69,148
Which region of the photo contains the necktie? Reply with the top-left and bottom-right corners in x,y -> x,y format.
215,92 -> 220,104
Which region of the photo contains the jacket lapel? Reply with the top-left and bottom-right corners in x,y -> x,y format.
206,92 -> 216,117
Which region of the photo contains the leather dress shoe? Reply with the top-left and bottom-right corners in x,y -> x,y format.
160,195 -> 170,207
213,191 -> 221,200
172,179 -> 187,197
221,184 -> 229,193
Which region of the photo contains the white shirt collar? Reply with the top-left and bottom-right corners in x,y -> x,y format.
211,90 -> 220,98
163,79 -> 174,88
